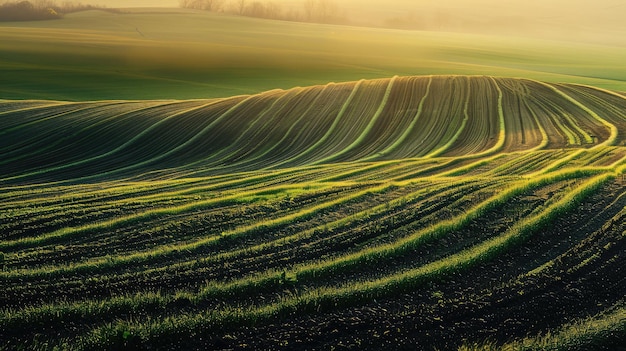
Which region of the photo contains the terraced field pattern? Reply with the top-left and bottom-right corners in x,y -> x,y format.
2,75 -> 626,350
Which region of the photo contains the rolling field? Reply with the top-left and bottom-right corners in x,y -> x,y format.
1,75 -> 626,350
2,9 -> 626,101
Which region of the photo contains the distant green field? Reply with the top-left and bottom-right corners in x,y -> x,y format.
1,8 -> 626,100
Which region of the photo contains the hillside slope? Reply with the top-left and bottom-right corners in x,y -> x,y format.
2,10 -> 626,101
1,75 -> 626,184
1,76 -> 626,350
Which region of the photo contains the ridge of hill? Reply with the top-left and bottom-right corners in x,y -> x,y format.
1,76 -> 625,184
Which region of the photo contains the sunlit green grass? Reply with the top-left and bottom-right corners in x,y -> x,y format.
1,8 -> 626,100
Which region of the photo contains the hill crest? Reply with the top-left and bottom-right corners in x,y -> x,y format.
1,75 -> 625,183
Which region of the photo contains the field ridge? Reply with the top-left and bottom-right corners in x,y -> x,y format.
1,75 -> 625,350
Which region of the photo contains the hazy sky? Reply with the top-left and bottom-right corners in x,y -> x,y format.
77,0 -> 626,12
86,0 -> 178,6
74,0 -> 625,44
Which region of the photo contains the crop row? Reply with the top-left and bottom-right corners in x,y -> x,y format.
2,76 -> 623,185
2,76 -> 626,349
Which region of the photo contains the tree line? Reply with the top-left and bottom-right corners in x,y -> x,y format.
179,0 -> 348,24
0,0 -> 111,21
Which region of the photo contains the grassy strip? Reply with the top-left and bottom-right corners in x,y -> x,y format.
436,77 -> 507,177
460,303 -> 626,351
538,81 -> 619,146
475,76 -> 506,156
489,151 -> 560,176
0,182 -> 390,275
272,80 -> 363,168
523,98 -> 550,151
62,95 -> 254,183
534,148 -> 588,175
1,179 -> 469,280
292,168 -> 602,283
314,76 -> 397,165
541,98 -> 583,145
0,170 -> 599,332
317,160 -> 400,182
365,76 -> 433,160
1,100 -> 218,183
226,87 -> 327,169
70,171 -> 613,350
435,155 -> 504,177
0,181 -> 336,251
0,170 -> 281,213
425,76 -> 469,158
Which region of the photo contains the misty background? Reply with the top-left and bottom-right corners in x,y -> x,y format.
71,0 -> 626,45
2,0 -> 625,44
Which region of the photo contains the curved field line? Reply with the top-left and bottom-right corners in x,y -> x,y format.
356,158 -> 440,181
316,160 -> 399,182
0,102 -> 108,133
1,101 -> 224,183
608,152 -> 626,169
0,176 -> 222,209
483,77 -> 507,155
31,168 -> 592,303
0,164 -> 345,223
568,87 -> 626,124
541,97 -> 590,145
0,168 -> 324,227
460,100 -> 548,177
479,152 -> 564,178
251,88 -> 346,168
177,89 -> 293,170
0,179 -> 472,278
0,103 -> 116,156
47,172 -> 611,350
391,157 -> 473,180
536,98 -> 580,145
362,76 -> 434,161
59,95 -> 256,183
221,86 -> 330,170
436,76 -> 506,177
425,77 -> 471,158
1,181 -> 388,263
0,101 -> 65,117
523,98 -> 550,151
567,83 -> 626,103
537,81 -> 618,146
523,81 -> 623,176
0,101 -> 195,182
314,76 -> 398,165
270,80 -> 364,168
542,94 -> 593,144
0,181 -> 339,252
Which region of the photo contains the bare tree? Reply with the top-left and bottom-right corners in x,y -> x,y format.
32,0 -> 55,10
203,0 -> 224,11
302,0 -> 341,23
317,0 -> 338,23
247,1 -> 263,17
264,1 -> 281,19
235,0 -> 246,15
303,0 -> 314,21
